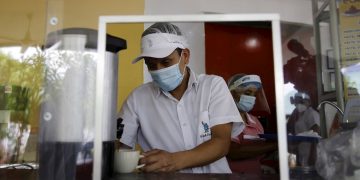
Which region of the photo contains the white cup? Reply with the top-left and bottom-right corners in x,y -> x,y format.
114,149 -> 145,173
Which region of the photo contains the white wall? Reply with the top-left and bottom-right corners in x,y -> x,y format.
145,0 -> 313,24
200,0 -> 313,25
144,0 -> 314,78
143,0 -> 205,81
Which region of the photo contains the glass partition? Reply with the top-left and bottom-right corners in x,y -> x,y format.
305,0 -> 360,179
96,14 -> 285,180
1,1 -> 140,180
0,2 -> 46,170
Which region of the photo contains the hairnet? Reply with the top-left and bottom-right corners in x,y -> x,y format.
142,22 -> 184,37
294,92 -> 310,100
291,92 -> 311,104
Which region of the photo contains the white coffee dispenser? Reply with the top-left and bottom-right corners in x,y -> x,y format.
39,28 -> 126,180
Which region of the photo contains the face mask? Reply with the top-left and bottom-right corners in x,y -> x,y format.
237,95 -> 256,112
296,104 -> 307,113
149,53 -> 186,92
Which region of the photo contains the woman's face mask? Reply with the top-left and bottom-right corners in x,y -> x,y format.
237,95 -> 256,112
149,53 -> 186,92
296,104 -> 307,113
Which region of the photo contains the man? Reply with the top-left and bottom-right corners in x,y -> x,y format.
283,39 -> 318,109
118,22 -> 244,173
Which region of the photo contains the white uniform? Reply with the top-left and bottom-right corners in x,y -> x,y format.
292,107 -> 320,166
119,68 -> 244,173
294,107 -> 320,135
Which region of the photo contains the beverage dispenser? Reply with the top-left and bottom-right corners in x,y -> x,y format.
39,28 -> 126,180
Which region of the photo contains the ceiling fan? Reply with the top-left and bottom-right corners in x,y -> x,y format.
0,13 -> 38,53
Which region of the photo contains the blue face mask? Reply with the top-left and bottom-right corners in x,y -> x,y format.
237,95 -> 256,112
149,54 -> 185,92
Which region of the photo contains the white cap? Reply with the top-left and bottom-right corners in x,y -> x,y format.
229,75 -> 261,91
132,33 -> 188,64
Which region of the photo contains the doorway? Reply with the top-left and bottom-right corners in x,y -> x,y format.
205,22 -> 277,133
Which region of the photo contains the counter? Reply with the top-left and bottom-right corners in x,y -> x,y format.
0,169 -> 279,180
2,169 -> 324,180
112,172 -> 279,180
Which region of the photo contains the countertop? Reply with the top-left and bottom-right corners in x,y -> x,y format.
0,169 -> 279,180
111,172 -> 279,180
1,169 -> 326,180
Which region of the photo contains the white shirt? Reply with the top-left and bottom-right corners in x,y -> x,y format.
119,68 -> 244,173
294,107 -> 320,135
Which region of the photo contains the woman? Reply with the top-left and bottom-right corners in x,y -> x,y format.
226,74 -> 277,174
287,92 -> 320,167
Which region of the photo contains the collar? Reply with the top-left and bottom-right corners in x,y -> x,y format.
153,67 -> 199,98
245,113 -> 256,124
187,67 -> 200,92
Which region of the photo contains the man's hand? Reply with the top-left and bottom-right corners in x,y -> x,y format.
139,123 -> 232,172
139,149 -> 181,172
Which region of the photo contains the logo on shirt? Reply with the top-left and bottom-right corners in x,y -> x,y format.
202,121 -> 209,133
200,121 -> 211,138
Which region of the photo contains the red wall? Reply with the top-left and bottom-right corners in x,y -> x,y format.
205,23 -> 277,132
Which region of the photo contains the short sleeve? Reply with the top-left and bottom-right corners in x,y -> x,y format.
207,76 -> 245,139
118,92 -> 140,148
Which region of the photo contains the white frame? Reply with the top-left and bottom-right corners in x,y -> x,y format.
94,14 -> 287,180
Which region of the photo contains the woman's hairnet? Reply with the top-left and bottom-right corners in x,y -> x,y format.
228,74 -> 271,114
290,92 -> 311,104
228,74 -> 262,91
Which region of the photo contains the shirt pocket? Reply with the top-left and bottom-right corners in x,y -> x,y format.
197,111 -> 212,143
